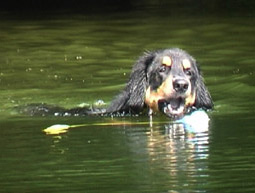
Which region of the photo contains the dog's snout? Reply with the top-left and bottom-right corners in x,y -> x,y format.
173,79 -> 189,93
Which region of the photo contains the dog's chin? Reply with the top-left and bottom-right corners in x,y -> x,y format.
158,98 -> 187,119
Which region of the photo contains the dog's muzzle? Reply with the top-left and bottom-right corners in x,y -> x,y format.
158,97 -> 187,119
173,78 -> 189,93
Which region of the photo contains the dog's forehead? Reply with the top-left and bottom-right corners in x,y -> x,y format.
158,49 -> 192,63
148,49 -> 196,72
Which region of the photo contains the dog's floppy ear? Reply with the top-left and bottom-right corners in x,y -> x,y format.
194,67 -> 213,110
106,51 -> 156,114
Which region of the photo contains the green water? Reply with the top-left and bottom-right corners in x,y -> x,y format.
1,10 -> 255,193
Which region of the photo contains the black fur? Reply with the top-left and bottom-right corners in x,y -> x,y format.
106,51 -> 156,114
107,48 -> 213,115
194,68 -> 213,109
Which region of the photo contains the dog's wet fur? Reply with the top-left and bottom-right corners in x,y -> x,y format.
21,48 -> 213,119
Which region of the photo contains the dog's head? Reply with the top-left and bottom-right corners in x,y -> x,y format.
145,49 -> 209,118
107,48 -> 213,118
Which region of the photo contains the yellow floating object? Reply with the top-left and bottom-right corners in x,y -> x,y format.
43,121 -> 171,135
43,124 -> 71,135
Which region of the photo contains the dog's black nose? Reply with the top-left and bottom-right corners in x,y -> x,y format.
173,79 -> 189,93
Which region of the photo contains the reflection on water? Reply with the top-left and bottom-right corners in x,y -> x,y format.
50,135 -> 69,155
147,122 -> 210,191
1,114 -> 255,192
46,121 -> 211,192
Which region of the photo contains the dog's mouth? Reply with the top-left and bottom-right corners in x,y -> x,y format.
158,97 -> 187,119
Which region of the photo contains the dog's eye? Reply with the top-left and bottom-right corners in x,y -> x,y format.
159,65 -> 167,73
184,68 -> 192,76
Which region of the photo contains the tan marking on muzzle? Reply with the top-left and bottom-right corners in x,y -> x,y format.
185,92 -> 196,106
145,74 -> 196,113
145,76 -> 174,111
145,87 -> 161,111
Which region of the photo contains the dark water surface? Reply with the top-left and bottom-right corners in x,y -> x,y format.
1,9 -> 255,193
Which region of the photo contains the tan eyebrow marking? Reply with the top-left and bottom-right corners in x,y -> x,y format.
162,56 -> 172,67
182,59 -> 191,69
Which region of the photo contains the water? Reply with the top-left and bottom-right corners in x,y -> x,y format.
1,8 -> 255,193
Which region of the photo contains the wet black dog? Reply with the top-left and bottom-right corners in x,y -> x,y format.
22,48 -> 213,119
106,48 -> 213,118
